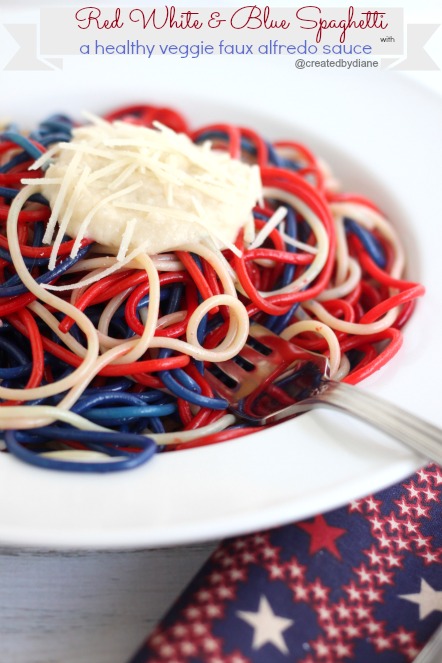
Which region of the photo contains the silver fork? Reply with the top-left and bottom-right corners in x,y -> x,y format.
413,623 -> 442,663
206,324 -> 442,465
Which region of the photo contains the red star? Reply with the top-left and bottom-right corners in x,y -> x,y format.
297,515 -> 347,560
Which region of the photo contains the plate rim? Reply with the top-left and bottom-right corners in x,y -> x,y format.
0,71 -> 440,549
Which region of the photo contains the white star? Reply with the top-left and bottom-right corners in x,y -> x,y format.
325,623 -> 340,638
406,646 -> 420,658
415,536 -> 428,548
202,637 -> 218,652
172,624 -> 187,637
192,623 -> 206,636
294,585 -> 309,600
415,504 -> 430,517
209,572 -> 223,584
374,635 -> 391,650
376,569 -> 393,585
370,516 -> 383,531
314,639 -> 331,656
400,578 -> 442,619
366,497 -> 380,511
366,587 -> 382,602
396,629 -> 413,644
379,534 -> 392,549
237,595 -> 293,654
385,552 -> 401,567
366,620 -> 381,633
287,561 -> 304,578
404,520 -> 418,533
206,604 -> 222,618
387,515 -> 401,531
269,564 -> 285,580
217,586 -> 234,599
356,566 -> 372,583
241,552 -> 257,564
396,498 -> 413,515
366,548 -> 382,565
346,624 -> 361,638
423,487 -> 437,501
318,605 -> 333,620
422,550 -> 439,563
355,606 -> 370,619
311,582 -> 327,599
406,483 -> 420,499
229,568 -> 246,581
335,642 -> 352,656
394,537 -> 410,551
180,641 -> 197,656
336,603 -> 351,618
159,644 -> 175,658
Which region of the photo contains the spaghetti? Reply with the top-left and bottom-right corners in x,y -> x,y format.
0,104 -> 424,471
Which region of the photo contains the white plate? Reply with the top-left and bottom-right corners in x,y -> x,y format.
0,62 -> 440,549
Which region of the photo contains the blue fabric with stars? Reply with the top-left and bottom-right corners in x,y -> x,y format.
128,466 -> 442,663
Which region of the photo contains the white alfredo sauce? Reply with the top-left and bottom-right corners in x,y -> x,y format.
40,118 -> 262,263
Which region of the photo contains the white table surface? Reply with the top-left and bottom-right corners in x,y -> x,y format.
0,543 -> 217,663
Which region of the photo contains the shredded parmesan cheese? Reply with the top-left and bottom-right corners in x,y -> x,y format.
40,119 -> 262,261
248,205 -> 288,250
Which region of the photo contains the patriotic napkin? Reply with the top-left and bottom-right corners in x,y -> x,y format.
129,465 -> 441,662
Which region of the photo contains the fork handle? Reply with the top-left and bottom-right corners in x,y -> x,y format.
303,380 -> 442,466
412,623 -> 442,663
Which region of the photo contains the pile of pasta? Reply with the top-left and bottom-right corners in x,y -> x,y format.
0,104 -> 424,471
